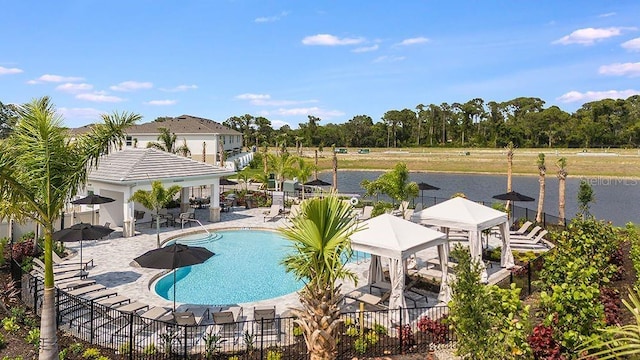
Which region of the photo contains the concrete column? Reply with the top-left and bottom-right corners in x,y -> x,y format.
210,179 -> 221,222
180,188 -> 190,212
122,188 -> 135,237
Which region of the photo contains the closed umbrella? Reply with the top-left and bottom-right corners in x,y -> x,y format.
134,243 -> 214,310
71,194 -> 115,225
53,223 -> 114,270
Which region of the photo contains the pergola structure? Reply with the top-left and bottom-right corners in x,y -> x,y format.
83,148 -> 235,237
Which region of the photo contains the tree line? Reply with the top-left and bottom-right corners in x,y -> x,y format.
222,95 -> 640,149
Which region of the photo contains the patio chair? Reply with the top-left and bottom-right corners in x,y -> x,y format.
253,306 -> 280,341
52,251 -> 94,269
179,208 -> 196,228
359,206 -> 373,221
510,226 -> 542,241
287,204 -> 301,220
212,307 -> 243,344
263,204 -> 282,222
511,221 -> 533,235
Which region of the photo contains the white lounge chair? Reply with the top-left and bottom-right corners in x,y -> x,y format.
212,307 -> 243,343
263,205 -> 282,222
510,226 -> 542,241
510,230 -> 549,245
254,306 -> 280,340
511,221 -> 533,235
359,206 -> 373,221
287,204 -> 301,220
52,251 -> 94,269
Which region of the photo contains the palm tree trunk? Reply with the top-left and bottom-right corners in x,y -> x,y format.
39,229 -> 59,360
156,214 -> 161,248
536,172 -> 545,223
332,151 -> 338,192
506,151 -> 513,212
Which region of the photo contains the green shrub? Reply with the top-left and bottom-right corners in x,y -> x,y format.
26,328 -> 40,348
2,317 -> 19,333
228,356 -> 240,360
292,325 -> 304,337
10,306 -> 26,324
143,343 -> 157,355
81,348 -> 101,360
0,333 -> 6,350
373,322 -> 387,335
58,348 -> 68,360
117,342 -> 131,354
345,326 -> 359,337
69,342 -> 84,355
354,338 -> 368,354
371,201 -> 394,217
365,331 -> 379,345
343,317 -> 355,327
266,349 -> 282,360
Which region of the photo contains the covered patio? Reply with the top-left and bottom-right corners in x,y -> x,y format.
82,148 -> 235,237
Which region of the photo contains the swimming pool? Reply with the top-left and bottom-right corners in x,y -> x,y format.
155,229 -> 304,305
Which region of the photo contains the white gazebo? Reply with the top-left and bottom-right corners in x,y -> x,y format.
82,148 -> 235,236
411,197 -> 515,282
349,214 -> 449,319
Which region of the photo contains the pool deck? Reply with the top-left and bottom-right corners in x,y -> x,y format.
64,206 -> 514,318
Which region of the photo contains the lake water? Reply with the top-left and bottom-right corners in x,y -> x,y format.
317,171 -> 639,226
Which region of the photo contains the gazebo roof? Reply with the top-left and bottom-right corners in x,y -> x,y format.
411,196 -> 507,231
88,148 -> 235,185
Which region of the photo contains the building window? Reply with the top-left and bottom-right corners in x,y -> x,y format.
126,136 -> 132,146
222,136 -> 226,144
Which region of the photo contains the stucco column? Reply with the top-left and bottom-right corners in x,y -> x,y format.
180,188 -> 190,212
209,178 -> 221,222
123,188 -> 135,237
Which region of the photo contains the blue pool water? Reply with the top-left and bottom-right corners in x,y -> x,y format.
155,229 -> 304,305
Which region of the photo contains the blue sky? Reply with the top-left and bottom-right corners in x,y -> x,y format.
1,1 -> 639,129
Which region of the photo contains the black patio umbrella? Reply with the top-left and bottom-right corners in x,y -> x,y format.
304,178 -> 332,187
134,244 -> 214,310
71,194 -> 115,225
219,178 -> 238,192
492,191 -> 535,202
53,223 -> 114,270
417,182 -> 440,206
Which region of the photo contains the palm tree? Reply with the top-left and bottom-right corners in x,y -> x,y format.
267,152 -> 297,191
0,97 -> 139,360
332,145 -> 338,192
557,157 -> 568,225
295,157 -> 314,200
505,141 -> 515,213
129,180 -> 181,248
147,127 -> 177,152
280,195 -> 361,360
535,153 -> 546,223
175,138 -> 191,157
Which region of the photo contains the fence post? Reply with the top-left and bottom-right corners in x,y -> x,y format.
399,307 -> 404,354
260,318 -> 265,360
90,301 -> 94,343
528,261 -> 532,296
33,278 -> 38,310
184,324 -> 188,359
128,312 -> 134,360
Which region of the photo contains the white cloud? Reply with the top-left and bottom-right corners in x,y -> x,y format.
109,81 -> 153,92
552,27 -> 634,45
270,120 -> 291,129
76,93 -> 124,103
373,55 -> 406,63
622,37 -> 640,52
599,62 -> 640,77
28,74 -> 84,84
58,107 -> 104,120
159,84 -> 198,92
557,89 -> 640,103
145,99 -> 177,106
273,107 -> 345,119
352,44 -> 379,53
598,12 -> 616,18
302,34 -> 364,46
236,93 -> 271,101
398,37 -> 430,46
255,11 -> 290,23
0,66 -> 23,75
55,83 -> 93,93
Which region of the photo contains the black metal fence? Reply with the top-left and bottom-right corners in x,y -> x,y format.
22,273 -> 454,359
493,254 -> 546,299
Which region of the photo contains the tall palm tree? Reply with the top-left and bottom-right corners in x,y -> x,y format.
332,145 -> 338,192
280,195 -> 361,360
175,138 -> 191,157
535,153 -> 546,223
129,180 -> 181,248
505,141 -> 515,213
267,152 -> 297,191
147,127 -> 177,152
557,157 -> 568,225
0,97 -> 139,360
295,158 -> 314,200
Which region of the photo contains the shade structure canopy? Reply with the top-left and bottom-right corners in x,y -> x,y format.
417,182 -> 440,191
492,191 -> 535,202
219,178 -> 238,186
53,223 -> 114,270
411,197 -> 516,282
134,243 -> 214,310
350,214 -> 451,313
71,194 -> 116,205
304,178 -> 332,187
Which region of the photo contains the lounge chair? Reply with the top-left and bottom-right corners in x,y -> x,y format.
510,230 -> 549,245
96,295 -> 131,307
33,258 -> 80,274
287,204 -> 301,220
116,301 -> 150,314
359,206 -> 373,221
67,284 -> 107,297
510,226 -> 542,241
52,251 -> 94,269
173,308 -> 211,347
263,205 -> 282,222
391,201 -> 410,217
414,203 -> 423,212
253,306 -> 280,340
511,221 -> 533,235
82,288 -> 118,301
212,307 -> 243,343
